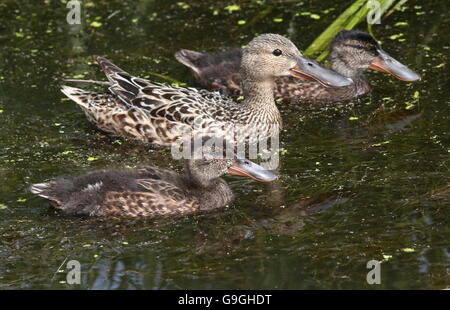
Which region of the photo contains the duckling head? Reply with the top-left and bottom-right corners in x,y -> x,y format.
330,30 -> 420,81
186,156 -> 277,188
184,138 -> 277,188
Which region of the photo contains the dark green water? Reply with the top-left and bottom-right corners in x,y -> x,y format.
0,0 -> 448,289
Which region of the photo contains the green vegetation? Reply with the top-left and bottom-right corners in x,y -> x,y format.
304,0 -> 400,61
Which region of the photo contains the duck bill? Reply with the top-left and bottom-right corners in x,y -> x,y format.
290,55 -> 353,88
369,49 -> 420,82
227,157 -> 277,182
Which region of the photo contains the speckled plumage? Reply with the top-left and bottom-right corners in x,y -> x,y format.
30,163 -> 234,218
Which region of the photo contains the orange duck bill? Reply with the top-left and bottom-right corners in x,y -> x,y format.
369,49 -> 420,82
227,156 -> 277,182
290,55 -> 353,88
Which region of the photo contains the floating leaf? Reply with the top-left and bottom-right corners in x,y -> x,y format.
237,20 -> 246,25
273,17 -> 283,23
90,21 -> 102,28
372,141 -> 391,147
389,33 -> 404,40
401,248 -> 415,253
310,14 -> 321,19
405,103 -> 415,110
382,254 -> 393,260
224,5 -> 240,13
87,157 -> 98,161
176,2 -> 190,9
349,116 -> 359,120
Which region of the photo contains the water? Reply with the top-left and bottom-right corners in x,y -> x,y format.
0,0 -> 448,289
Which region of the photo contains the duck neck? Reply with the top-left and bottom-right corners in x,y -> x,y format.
330,57 -> 369,97
241,75 -> 277,109
182,161 -> 234,210
185,177 -> 234,211
240,75 -> 282,129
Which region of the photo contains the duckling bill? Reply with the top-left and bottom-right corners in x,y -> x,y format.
30,157 -> 277,217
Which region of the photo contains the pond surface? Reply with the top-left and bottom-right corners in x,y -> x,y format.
0,0 -> 448,289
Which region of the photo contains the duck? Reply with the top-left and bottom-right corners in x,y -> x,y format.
175,30 -> 420,104
62,34 -> 352,147
30,152 -> 277,217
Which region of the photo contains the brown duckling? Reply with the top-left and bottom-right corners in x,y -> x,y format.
175,30 -> 420,104
30,156 -> 277,217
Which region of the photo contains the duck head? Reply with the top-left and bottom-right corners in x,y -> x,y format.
184,137 -> 277,187
330,30 -> 420,81
241,33 -> 353,88
186,156 -> 277,188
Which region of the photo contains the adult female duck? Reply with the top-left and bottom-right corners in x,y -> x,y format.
30,156 -> 277,217
62,34 -> 352,146
175,30 -> 420,104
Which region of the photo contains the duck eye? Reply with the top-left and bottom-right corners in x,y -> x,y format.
272,49 -> 282,56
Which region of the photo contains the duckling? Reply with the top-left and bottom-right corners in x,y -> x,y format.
175,30 -> 420,103
30,156 -> 277,217
62,34 -> 352,147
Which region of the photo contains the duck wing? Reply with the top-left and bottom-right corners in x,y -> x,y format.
99,178 -> 200,217
94,56 -> 236,128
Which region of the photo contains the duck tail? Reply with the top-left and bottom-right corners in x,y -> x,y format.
174,49 -> 205,76
93,56 -> 130,83
60,85 -> 92,108
92,56 -> 144,105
